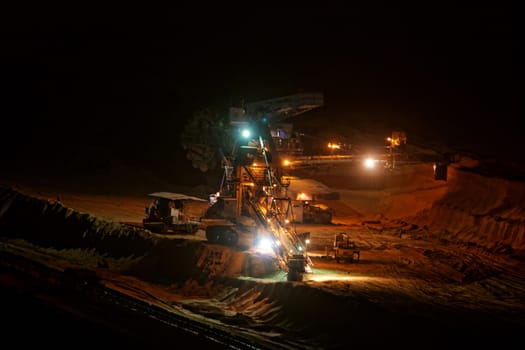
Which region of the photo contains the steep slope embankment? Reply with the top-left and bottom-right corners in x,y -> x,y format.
320,157 -> 525,253
408,160 -> 525,252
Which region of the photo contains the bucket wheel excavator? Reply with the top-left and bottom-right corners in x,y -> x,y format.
181,93 -> 323,281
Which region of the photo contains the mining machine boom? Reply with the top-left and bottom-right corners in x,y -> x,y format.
182,93 -> 323,281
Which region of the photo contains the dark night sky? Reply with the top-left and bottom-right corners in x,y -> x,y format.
1,5 -> 520,174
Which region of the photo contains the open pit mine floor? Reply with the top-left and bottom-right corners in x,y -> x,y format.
2,159 -> 525,349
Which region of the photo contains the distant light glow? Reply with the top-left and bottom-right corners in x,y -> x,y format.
297,193 -> 312,201
328,142 -> 341,149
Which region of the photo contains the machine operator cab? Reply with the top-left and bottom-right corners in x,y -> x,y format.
143,192 -> 207,234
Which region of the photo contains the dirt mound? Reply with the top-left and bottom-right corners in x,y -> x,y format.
410,164 -> 525,251
0,185 -> 156,258
0,185 -> 279,284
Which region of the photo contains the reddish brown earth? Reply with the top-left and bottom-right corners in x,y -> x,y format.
1,155 -> 524,349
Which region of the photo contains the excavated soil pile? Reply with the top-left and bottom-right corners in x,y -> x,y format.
0,185 -> 278,284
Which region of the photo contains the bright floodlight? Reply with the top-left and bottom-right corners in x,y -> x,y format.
364,157 -> 376,169
255,237 -> 275,255
241,128 -> 251,139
